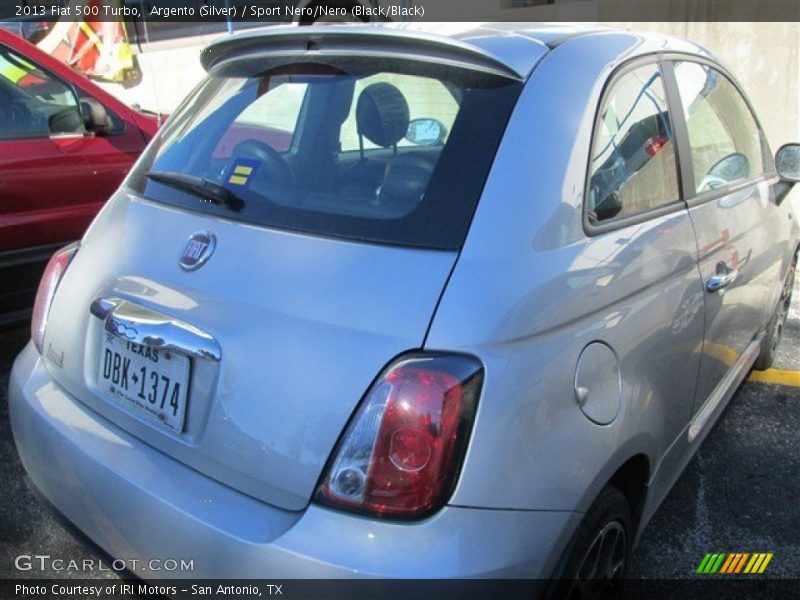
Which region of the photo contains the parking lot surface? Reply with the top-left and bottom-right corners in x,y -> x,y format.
1,276 -> 799,580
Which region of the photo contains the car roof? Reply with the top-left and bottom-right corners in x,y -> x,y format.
201,23 -> 710,81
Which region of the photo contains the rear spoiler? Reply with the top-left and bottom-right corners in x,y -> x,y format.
200,26 -> 525,81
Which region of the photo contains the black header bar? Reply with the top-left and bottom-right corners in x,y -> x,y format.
1,0 -> 799,23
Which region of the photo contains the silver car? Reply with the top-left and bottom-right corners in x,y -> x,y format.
9,24 -> 800,588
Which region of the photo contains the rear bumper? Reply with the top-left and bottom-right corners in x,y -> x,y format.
9,343 -> 579,579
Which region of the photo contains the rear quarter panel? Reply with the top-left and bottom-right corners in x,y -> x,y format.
428,33 -> 709,515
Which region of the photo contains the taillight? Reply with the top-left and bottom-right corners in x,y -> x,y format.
31,242 -> 79,353
315,353 -> 483,519
645,136 -> 667,156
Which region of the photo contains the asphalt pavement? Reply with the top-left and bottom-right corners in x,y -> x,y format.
631,274 -> 800,578
1,276 -> 799,581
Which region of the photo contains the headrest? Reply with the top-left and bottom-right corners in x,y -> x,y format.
355,82 -> 410,148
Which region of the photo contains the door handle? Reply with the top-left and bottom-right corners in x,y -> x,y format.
90,297 -> 221,361
706,264 -> 739,293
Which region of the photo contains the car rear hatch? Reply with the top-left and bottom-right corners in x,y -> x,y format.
44,195 -> 458,510
39,31 -> 526,511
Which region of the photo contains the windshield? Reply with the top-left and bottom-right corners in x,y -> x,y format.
127,61 -> 521,250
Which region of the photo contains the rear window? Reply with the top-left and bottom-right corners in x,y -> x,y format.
127,61 -> 521,250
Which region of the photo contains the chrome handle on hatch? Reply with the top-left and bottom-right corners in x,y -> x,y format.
90,297 -> 221,361
706,264 -> 739,293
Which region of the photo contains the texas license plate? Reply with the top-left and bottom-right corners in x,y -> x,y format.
99,335 -> 190,432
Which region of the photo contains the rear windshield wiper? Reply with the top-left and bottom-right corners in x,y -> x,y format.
146,171 -> 245,212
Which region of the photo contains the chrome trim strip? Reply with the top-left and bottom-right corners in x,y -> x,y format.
687,338 -> 760,442
90,297 -> 221,362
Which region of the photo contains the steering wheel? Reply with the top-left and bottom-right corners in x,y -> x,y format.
231,139 -> 295,189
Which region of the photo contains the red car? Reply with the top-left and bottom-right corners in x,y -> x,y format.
0,28 -> 159,326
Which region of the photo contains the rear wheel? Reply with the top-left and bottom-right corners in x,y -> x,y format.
557,486 -> 631,600
754,255 -> 796,370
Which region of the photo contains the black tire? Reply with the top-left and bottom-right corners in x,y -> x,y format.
754,255 -> 796,371
556,486 -> 632,600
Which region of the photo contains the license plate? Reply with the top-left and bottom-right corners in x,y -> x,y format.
99,335 -> 190,432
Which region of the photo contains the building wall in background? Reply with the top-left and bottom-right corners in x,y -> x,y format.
95,40 -> 210,112
93,22 -> 799,152
610,22 -> 800,151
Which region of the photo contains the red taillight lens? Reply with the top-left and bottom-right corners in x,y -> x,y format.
645,136 -> 667,156
31,243 -> 79,353
315,353 -> 483,519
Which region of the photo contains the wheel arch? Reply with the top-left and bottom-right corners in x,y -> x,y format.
607,453 -> 650,538
546,453 -> 651,584
577,445 -> 654,538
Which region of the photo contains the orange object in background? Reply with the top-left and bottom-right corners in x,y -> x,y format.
50,0 -> 138,83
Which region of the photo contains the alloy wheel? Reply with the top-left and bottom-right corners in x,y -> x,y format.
567,521 -> 627,600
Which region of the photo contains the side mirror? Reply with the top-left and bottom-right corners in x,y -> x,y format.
775,143 -> 800,182
48,107 -> 84,135
80,98 -> 112,135
405,118 -> 446,146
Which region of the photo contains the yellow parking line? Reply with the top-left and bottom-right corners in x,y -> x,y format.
701,341 -> 739,367
748,368 -> 800,387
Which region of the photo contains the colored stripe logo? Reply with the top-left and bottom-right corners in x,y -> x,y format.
227,159 -> 260,187
696,552 -> 773,574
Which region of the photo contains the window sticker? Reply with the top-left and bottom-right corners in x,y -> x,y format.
227,158 -> 261,187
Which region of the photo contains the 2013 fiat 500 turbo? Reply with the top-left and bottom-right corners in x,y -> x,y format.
9,24 -> 800,587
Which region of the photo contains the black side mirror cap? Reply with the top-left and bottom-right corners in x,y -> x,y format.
47,107 -> 84,135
